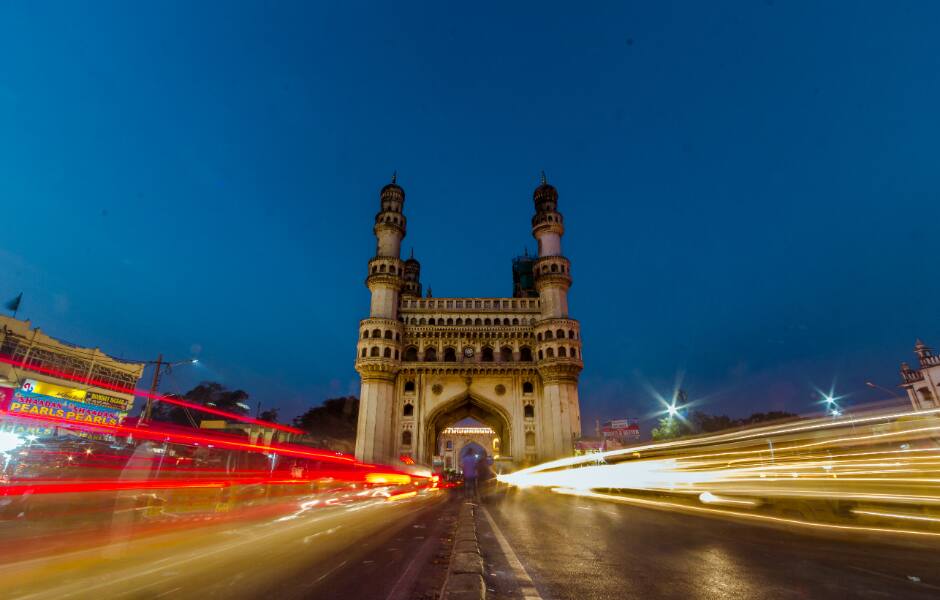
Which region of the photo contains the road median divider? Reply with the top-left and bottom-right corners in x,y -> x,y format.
440,500 -> 485,600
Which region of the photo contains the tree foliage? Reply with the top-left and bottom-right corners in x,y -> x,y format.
150,382 -> 250,427
651,410 -> 798,441
258,408 -> 279,423
293,396 -> 359,442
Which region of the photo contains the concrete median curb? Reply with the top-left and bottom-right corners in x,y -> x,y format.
440,501 -> 485,600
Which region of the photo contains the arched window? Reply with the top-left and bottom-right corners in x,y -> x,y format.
919,388 -> 936,406
419,318 -> 427,325
372,329 -> 381,338
556,329 -> 565,339
410,318 -> 417,325
380,264 -> 387,272
546,347 -> 555,358
550,263 -> 558,273
404,380 -> 415,393
558,347 -> 567,357
456,318 -> 463,325
395,349 -> 399,359
537,332 -> 543,341
512,318 -> 519,325
444,347 -> 457,362
384,330 -> 393,339
424,347 -> 437,361
484,318 -> 491,326
538,350 -> 544,360
404,346 -> 418,361
524,404 -> 535,419
520,346 -> 533,361
372,266 -> 378,274
522,381 -> 534,394
569,330 -> 575,339
447,318 -> 454,325
429,318 -> 436,325
362,330 -> 369,339
384,347 -> 392,358
474,318 -> 482,325
389,265 -> 396,274
401,430 -> 412,446
500,346 -> 513,362
370,346 -> 380,357
395,332 -> 401,341
481,346 -> 494,362
545,330 -> 553,340
403,403 -> 414,416
360,348 -> 367,357
525,431 -> 535,447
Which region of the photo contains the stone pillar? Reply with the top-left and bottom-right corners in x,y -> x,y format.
355,371 -> 397,464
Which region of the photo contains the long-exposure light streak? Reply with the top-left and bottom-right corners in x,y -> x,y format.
552,489 -> 940,539
499,405 -> 940,538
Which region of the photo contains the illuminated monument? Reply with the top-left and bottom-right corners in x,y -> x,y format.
353,174 -> 583,466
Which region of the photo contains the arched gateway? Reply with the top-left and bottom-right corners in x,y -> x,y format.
354,174 -> 583,466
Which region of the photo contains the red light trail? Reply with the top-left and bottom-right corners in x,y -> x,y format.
0,355 -> 303,434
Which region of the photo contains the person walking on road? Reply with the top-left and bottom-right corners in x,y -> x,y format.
461,452 -> 479,500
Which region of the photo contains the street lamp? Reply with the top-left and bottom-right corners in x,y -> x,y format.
140,354 -> 200,423
865,381 -> 902,400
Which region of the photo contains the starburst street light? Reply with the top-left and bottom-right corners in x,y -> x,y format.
666,402 -> 680,417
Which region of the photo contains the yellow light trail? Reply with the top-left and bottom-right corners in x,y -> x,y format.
499,406 -> 940,539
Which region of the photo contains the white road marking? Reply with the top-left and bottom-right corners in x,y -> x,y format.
480,505 -> 543,600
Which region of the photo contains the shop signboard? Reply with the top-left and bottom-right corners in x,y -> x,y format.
6,381 -> 125,426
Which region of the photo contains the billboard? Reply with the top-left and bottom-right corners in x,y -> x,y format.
2,382 -> 125,426
22,379 -> 131,411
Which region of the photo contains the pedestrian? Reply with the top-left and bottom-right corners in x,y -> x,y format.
461,452 -> 479,500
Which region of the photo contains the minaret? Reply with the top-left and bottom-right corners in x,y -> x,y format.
531,173 -> 583,459
354,175 -> 406,463
401,249 -> 423,299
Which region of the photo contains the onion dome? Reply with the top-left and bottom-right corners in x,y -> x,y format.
533,170 -> 557,212
381,171 -> 404,198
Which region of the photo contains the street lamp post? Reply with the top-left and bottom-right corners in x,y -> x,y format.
140,354 -> 199,424
865,381 -> 903,401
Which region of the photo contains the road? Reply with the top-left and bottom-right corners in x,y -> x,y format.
3,491 -> 459,600
477,489 -> 940,599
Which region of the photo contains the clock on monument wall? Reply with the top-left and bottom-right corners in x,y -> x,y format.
463,346 -> 475,358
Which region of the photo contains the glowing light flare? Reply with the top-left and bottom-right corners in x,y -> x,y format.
365,473 -> 412,485
698,491 -> 759,507
386,491 -> 418,502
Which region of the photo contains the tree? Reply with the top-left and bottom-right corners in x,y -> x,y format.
651,416 -> 692,441
150,382 -> 251,427
650,409 -> 799,441
293,396 -> 359,447
258,408 -> 279,423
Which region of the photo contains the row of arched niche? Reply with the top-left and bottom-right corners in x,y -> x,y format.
359,343 -> 580,361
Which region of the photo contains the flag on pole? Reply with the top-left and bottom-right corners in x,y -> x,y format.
5,293 -> 22,316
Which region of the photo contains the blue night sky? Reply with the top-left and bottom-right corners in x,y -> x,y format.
2,2 -> 939,433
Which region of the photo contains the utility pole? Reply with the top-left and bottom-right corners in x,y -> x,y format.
142,353 -> 164,423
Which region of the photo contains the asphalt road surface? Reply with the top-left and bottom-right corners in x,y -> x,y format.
3,491 -> 459,600
477,488 -> 940,600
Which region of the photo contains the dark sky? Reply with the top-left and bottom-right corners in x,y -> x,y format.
2,2 -> 939,433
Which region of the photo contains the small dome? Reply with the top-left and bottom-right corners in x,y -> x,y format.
381,172 -> 404,200
533,171 -> 557,206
